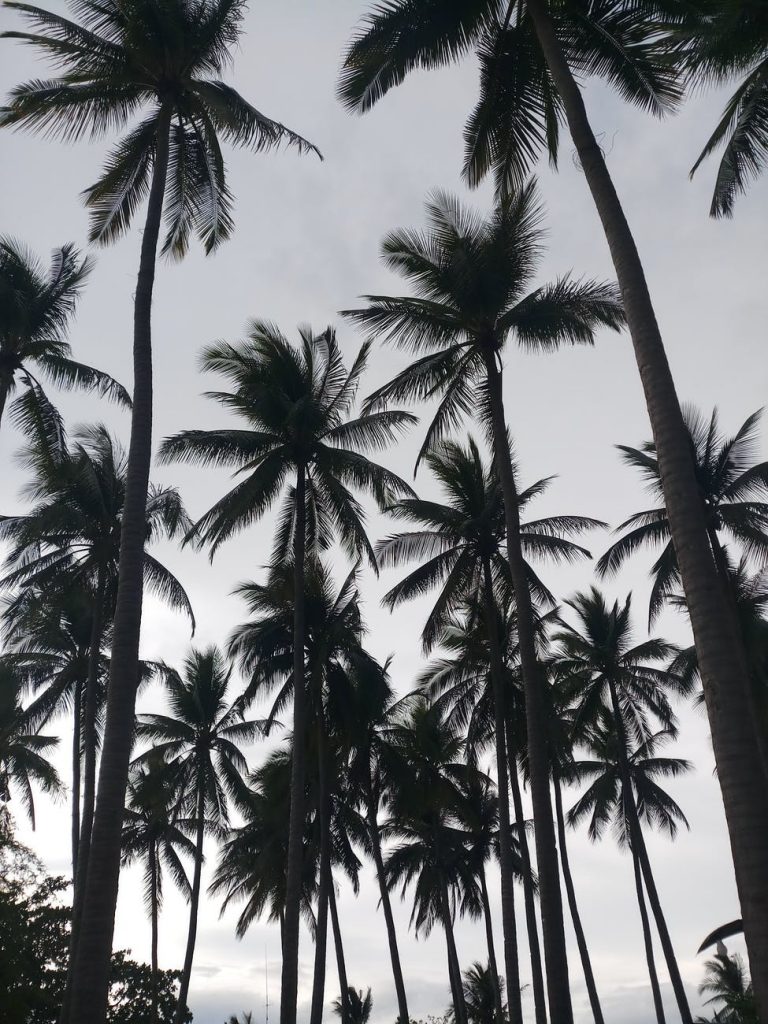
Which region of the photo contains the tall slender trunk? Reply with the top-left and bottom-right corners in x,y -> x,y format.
480,868 -> 505,1024
67,106 -> 173,1024
483,351 -> 572,1023
329,878 -> 349,1022
310,707 -> 331,1024
525,2 -> 768,1010
553,773 -> 604,1024
481,558 -> 523,1024
150,838 -> 159,1024
173,772 -> 206,1024
72,680 -> 82,880
439,875 -> 468,1024
607,682 -> 692,1024
365,772 -> 409,1023
281,463 -> 308,1024
631,838 -> 666,1024
505,717 -> 548,1024
0,379 -> 8,428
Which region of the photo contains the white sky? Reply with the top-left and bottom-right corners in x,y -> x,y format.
1,3 -> 767,1023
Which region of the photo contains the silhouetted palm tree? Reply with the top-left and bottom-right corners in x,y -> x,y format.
1,5 -> 318,1012
333,987 -> 372,1024
0,237 -> 128,429
696,948 -> 758,1023
460,962 -> 508,1024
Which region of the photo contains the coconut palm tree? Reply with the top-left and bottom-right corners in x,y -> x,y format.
461,962 -> 508,1024
333,987 -> 372,1024
134,647 -> 259,1024
0,236 -> 128,429
378,436 -> 601,1024
672,0 -> 768,217
696,948 -> 758,1024
0,660 -> 63,828
162,322 -> 414,1024
121,754 -> 194,1024
343,184 -> 622,1022
1,5 -> 318,1012
554,588 -> 692,1023
338,8 -> 768,1009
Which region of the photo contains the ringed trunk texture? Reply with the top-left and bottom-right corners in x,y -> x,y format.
173,775 -> 206,1024
553,773 -> 604,1024
365,774 -> 409,1023
505,718 -> 548,1024
632,840 -> 666,1024
484,351 -> 572,1024
329,879 -> 349,1022
281,463 -> 308,1024
310,708 -> 331,1024
440,876 -> 468,1024
67,107 -> 172,1024
525,1 -> 768,1010
480,868 -> 505,1023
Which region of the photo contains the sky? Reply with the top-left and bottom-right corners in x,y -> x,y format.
1,2 -> 767,1024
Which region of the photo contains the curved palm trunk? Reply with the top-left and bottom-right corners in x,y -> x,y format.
553,772 -> 604,1024
173,774 -> 206,1024
310,708 -> 331,1024
364,773 -> 409,1023
482,558 -> 524,1024
479,867 -> 505,1023
72,680 -> 82,880
329,878 -> 349,1023
505,717 -> 548,1024
606,683 -> 691,1023
483,352 -> 572,1023
281,463 -> 308,1024
439,874 -> 468,1024
67,107 -> 173,1024
631,838 -> 666,1024
150,838 -> 159,1024
525,3 -> 768,1011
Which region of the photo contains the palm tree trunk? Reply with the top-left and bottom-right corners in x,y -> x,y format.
310,707 -> 331,1024
606,682 -> 692,1024
0,379 -> 8,429
365,774 -> 409,1023
505,717 -> 548,1024
480,867 -> 505,1024
439,875 -> 468,1024
483,351 -> 572,1024
72,680 -> 81,880
631,839 -> 666,1024
281,463 -> 308,1024
482,558 -> 524,1024
524,3 -> 768,1011
67,106 -> 173,1024
173,774 -> 206,1024
329,878 -> 349,1023
150,840 -> 159,1024
553,772 -> 604,1024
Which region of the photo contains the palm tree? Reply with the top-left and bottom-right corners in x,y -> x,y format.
333,987 -> 372,1024
121,754 -> 194,1024
554,589 -> 692,1023
338,8 -> 768,1009
134,647 -> 258,1024
696,948 -> 758,1024
162,322 -> 414,1024
672,0 -> 768,217
1,5 -> 318,1013
597,407 -> 768,626
0,236 -> 128,429
0,660 -> 63,828
461,962 -> 508,1024
375,433 -> 603,1024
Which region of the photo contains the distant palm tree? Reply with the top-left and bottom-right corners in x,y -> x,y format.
333,987 -> 372,1024
121,755 -> 193,1024
696,948 -> 758,1024
460,962 -> 508,1024
1,4 -> 318,1012
0,660 -> 62,828
163,323 -> 414,1023
0,237 -> 128,429
343,184 -> 622,1023
135,647 -> 258,1024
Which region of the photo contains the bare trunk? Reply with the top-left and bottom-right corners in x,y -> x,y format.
632,839 -> 666,1024
67,107 -> 172,1024
480,868 -> 505,1023
365,773 -> 409,1023
553,773 -> 604,1024
173,774 -> 206,1024
329,879 -> 349,1022
484,351 -> 572,1023
439,875 -> 468,1024
525,2 -> 768,1010
281,464 -> 308,1024
505,717 -> 548,1024
150,838 -> 159,1024
72,680 -> 81,881
482,558 -> 523,1024
310,707 -> 331,1024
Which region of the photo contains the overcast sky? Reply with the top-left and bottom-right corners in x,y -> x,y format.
2,3 -> 767,1024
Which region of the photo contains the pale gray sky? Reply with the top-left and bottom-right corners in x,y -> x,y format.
1,3 -> 767,1024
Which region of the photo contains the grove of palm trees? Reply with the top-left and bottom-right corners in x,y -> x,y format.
0,3 -> 766,1024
